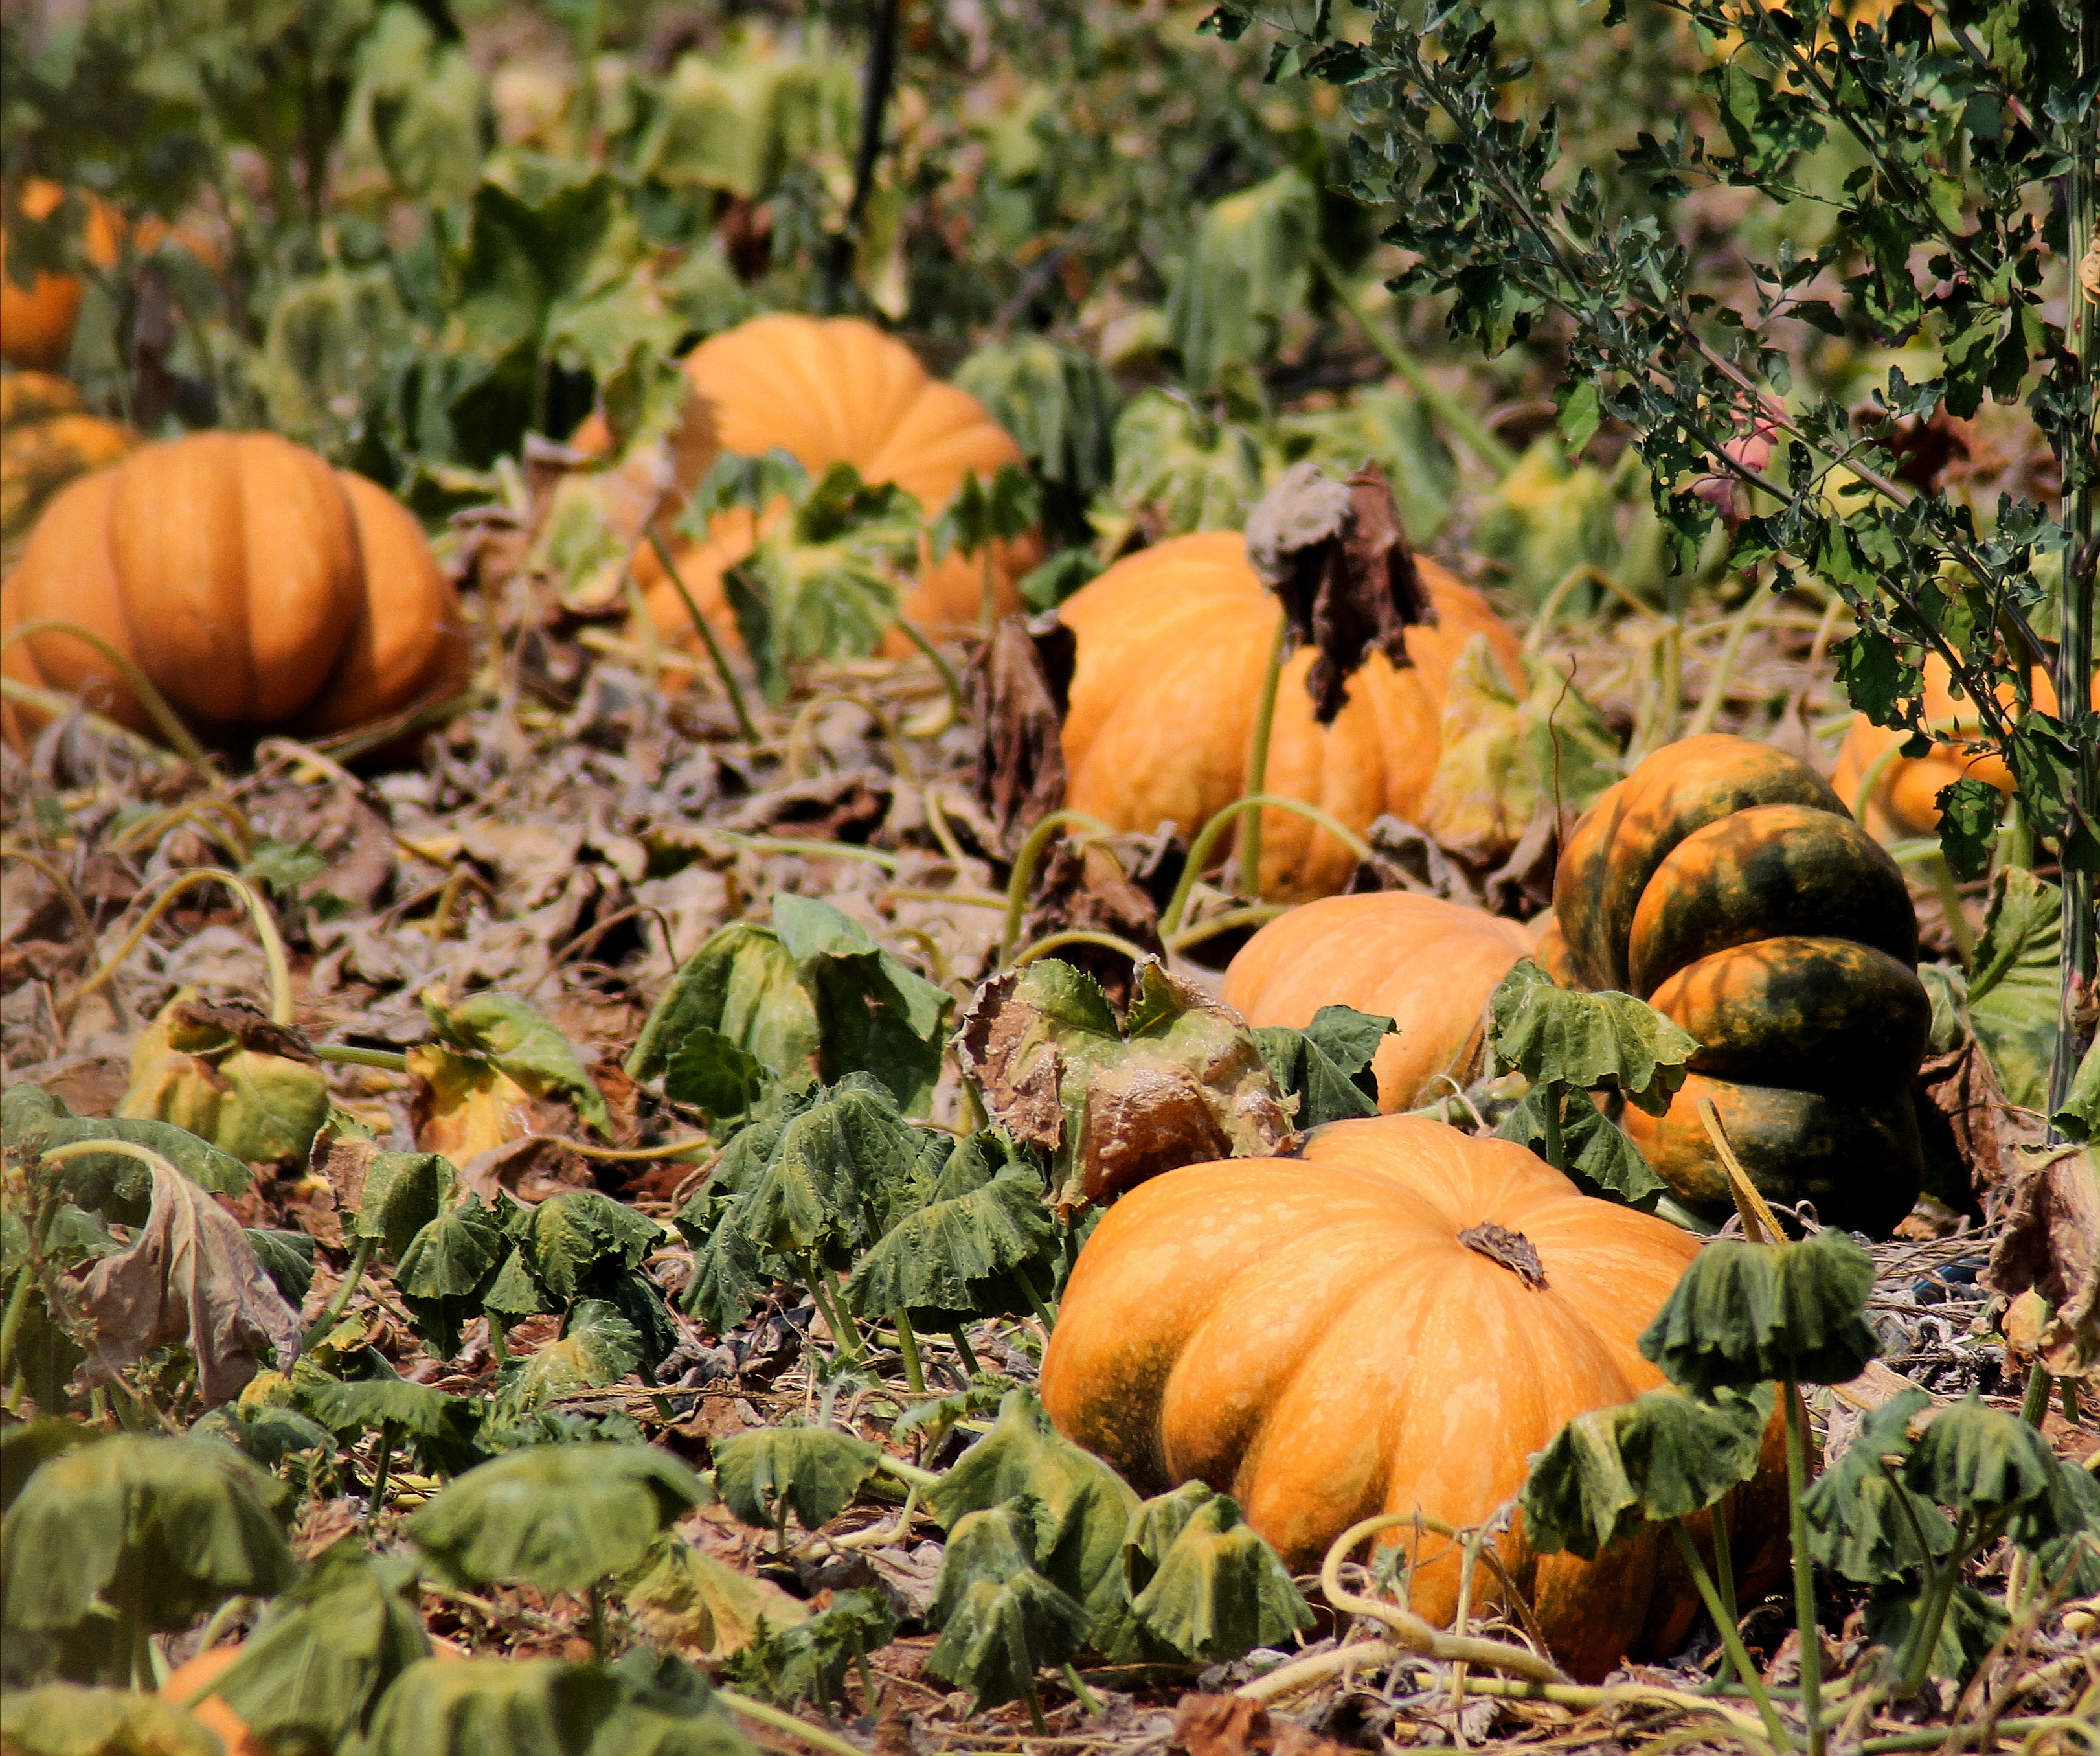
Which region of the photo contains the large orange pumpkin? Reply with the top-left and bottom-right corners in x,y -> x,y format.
1,433 -> 470,745
580,314 -> 1038,645
1039,1113 -> 1786,1683
1831,656 -> 2095,839
1552,733 -> 1926,1233
1221,893 -> 1537,1110
1057,532 -> 1524,901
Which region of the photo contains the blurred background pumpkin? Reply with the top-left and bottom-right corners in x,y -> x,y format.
0,371 -> 138,549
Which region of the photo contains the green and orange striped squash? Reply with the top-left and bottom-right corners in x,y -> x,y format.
1552,733 -> 1927,1233
1039,1112 -> 1788,1683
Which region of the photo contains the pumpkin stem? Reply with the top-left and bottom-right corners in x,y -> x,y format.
1457,1222 -> 1546,1289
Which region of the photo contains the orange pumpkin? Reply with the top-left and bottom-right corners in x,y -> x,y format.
1057,532 -> 1525,901
0,181 -> 121,372
1039,1113 -> 1786,1682
0,372 -> 138,543
1552,733 -> 1926,1233
1,432 -> 470,746
1221,893 -> 1537,1110
159,1643 -> 270,1756
578,314 -> 1038,646
1831,656 -> 2095,839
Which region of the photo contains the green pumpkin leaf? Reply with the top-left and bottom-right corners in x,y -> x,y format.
722,1586 -> 896,1709
927,1497 -> 1091,1713
297,1365 -> 466,1441
1800,1391 -> 1955,1582
409,1443 -> 706,1595
1521,1386 -> 1771,1559
2054,1034 -> 2100,1142
1489,960 -> 1699,1115
727,1075 -> 936,1262
336,1143 -> 463,1260
892,1374 -> 1019,1444
422,987 -> 613,1137
849,1156 -> 1058,1321
194,1400 -> 339,1470
622,1533 -> 811,1659
1901,1394 -> 2057,1525
0,1684 -> 221,1756
676,1206 -> 773,1333
1254,1005 -> 1394,1129
396,1194 -> 510,1358
1965,869 -> 2064,1113
1120,1481 -> 1313,1661
627,923 -> 821,1088
1094,388 -> 1272,551
0,1420 -> 95,1514
1496,1083 -> 1667,1203
1,1435 -> 296,1665
665,1028 -> 770,1124
361,1656 -> 613,1756
714,1426 -> 881,1533
245,1227 -> 316,1306
493,1300 -> 646,1428
773,895 -> 954,1115
515,1192 -> 666,1301
955,336 -> 1119,499
3,1084 -> 253,1205
214,1538 -> 431,1748
1862,1579 -> 2009,1685
931,1389 -> 1139,1632
1164,168 -> 1316,393
1639,1227 -> 1879,1393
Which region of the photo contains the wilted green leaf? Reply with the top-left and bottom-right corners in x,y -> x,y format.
927,1497 -> 1090,1713
422,988 -> 612,1137
1489,961 -> 1699,1116
495,1301 -> 646,1427
622,1533 -> 810,1659
723,1074 -> 935,1263
714,1426 -> 881,1533
0,1684 -> 221,1756
892,1374 -> 1019,1444
1093,389 -> 1270,550
1254,1005 -> 1394,1129
1120,1481 -> 1313,1661
1165,168 -> 1316,393
932,464 -> 1041,562
1801,1391 -> 1954,1582
955,336 -> 1119,501
849,1139 -> 1058,1322
410,1444 -> 707,1595
515,1192 -> 665,1301
3,1084 -> 253,1207
214,1538 -> 432,1749
1640,1228 -> 1879,1394
118,992 -> 332,1169
0,1420 -> 95,1515
245,1227 -> 316,1306
2055,1036 -> 2100,1142
360,1656 -> 605,1756
773,895 -> 953,1113
295,1363 -> 485,1477
722,1587 -> 896,1709
665,1029 -> 769,1123
1965,869 -> 2064,1113
395,1194 -> 509,1358
1521,1386 -> 1770,1560
1901,1394 -> 2058,1527
1496,1083 -> 1667,1203
339,1145 -> 462,1260
627,922 -> 821,1089
1862,1580 -> 2009,1685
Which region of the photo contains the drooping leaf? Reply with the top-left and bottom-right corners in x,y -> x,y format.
60,1152 -> 304,1406
1639,1227 -> 1879,1394
214,1538 -> 432,1748
622,1533 -> 811,1659
245,1227 -> 317,1306
955,336 -> 1119,502
1489,961 -> 1699,1116
926,1497 -> 1091,1713
394,1193 -> 510,1358
848,1154 -> 1059,1322
627,922 -> 821,1088
1899,1394 -> 2057,1527
1801,1391 -> 1955,1583
0,1420 -> 95,1514
330,1141 -> 462,1260
515,1191 -> 665,1301
664,1029 -> 769,1124
117,992 -> 331,1169
1164,168 -> 1316,393
772,895 -> 954,1114
1094,389 -> 1272,551
713,1426 -> 881,1533
3,1084 -> 253,1206
1118,1481 -> 1313,1661
1520,1386 -> 1771,1560
409,1443 -> 707,1595
0,1684 -> 221,1755
931,1389 -> 1139,1631
727,1075 -> 936,1262
2055,1036 -> 2100,1143
422,986 -> 613,1137
1,1435 -> 296,1669
294,1364 -> 486,1477
931,464 -> 1041,562
1496,1083 -> 1667,1203
1964,869 -> 2064,1113
956,957 -> 1297,1212
721,1587 -> 897,1709
1862,1579 -> 2009,1685
1254,1005 -> 1395,1129
494,1301 -> 646,1427
892,1374 -> 1019,1444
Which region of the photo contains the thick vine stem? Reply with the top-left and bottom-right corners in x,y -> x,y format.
63,867 -> 294,1031
0,676 -> 174,765
1160,797 -> 1374,937
1316,1511 -> 1568,1685
0,619 -> 213,768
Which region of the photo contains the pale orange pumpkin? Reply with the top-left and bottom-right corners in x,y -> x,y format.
576,314 -> 1037,646
0,181 -> 121,372
1057,532 -> 1525,901
1221,893 -> 1537,1110
1039,1113 -> 1786,1683
1,432 -> 469,746
0,372 -> 138,543
1831,656 -> 2095,838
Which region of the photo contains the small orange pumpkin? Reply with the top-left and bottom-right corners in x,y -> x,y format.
1,432 -> 470,745
1221,893 -> 1537,1110
0,181 -> 122,372
578,314 -> 1038,646
1039,1113 -> 1786,1683
0,372 -> 138,543
1057,532 -> 1525,901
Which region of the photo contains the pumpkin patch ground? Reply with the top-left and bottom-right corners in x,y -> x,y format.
1,5 -> 2095,1756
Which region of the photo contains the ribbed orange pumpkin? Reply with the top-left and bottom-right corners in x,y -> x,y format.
1553,733 -> 1926,1233
1057,532 -> 1524,901
584,315 -> 1037,644
1831,657 -> 2095,839
0,181 -> 122,372
1,433 -> 470,744
1039,1113 -> 1787,1683
1221,893 -> 1537,1110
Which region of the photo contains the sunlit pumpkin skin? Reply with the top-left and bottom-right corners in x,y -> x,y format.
1221,893 -> 1537,1109
1057,532 -> 1526,902
1,434 -> 469,746
588,314 -> 1037,644
159,1642 -> 271,1756
1831,657 -> 2094,839
1039,1113 -> 1787,1682
0,181 -> 121,372
1552,734 -> 1926,1232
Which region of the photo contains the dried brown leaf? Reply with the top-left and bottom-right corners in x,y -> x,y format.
1915,1040 -> 2012,1200
1985,1143 -> 2099,1379
972,611 -> 1076,852
62,1154 -> 303,1405
1171,1693 -> 1357,1756
1021,840 -> 1164,1009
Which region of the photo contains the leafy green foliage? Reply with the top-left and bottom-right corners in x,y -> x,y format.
422,987 -> 613,1137
1639,1229 -> 1879,1393
1253,1005 -> 1394,1129
723,1588 -> 896,1709
1521,1387 -> 1771,1559
1116,1481 -> 1313,1661
409,1444 -> 707,1596
0,1685 -> 220,1756
1863,1581 -> 2010,1687
1165,168 -> 1316,395
1899,1395 -> 2058,1527
1963,869 -> 2065,1113
3,1084 -> 253,1208
1489,961 -> 1699,1116
627,921 -> 821,1089
295,1363 -> 486,1478
714,1426 -> 882,1533
770,896 -> 953,1111
1800,1392 -> 1954,1583
932,464 -> 1041,565
954,337 -> 1119,542
1496,1083 -> 1667,1203
927,1496 -> 1092,1715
